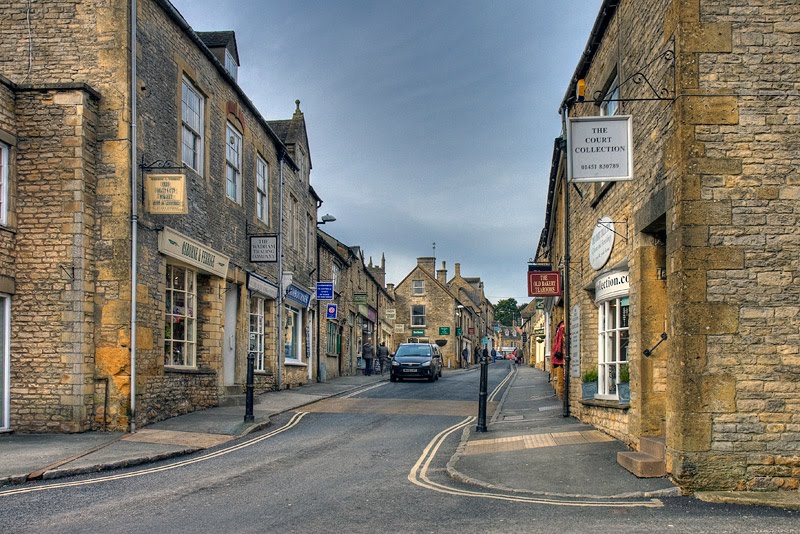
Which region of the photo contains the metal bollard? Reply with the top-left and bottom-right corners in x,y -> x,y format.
244,351 -> 255,423
476,355 -> 488,432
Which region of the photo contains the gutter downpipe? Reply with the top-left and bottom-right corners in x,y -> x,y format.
561,105 -> 572,419
129,0 -> 138,433
276,153 -> 284,390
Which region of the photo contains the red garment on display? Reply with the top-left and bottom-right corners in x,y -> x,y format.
551,321 -> 565,366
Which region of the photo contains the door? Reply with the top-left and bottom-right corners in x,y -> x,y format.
224,282 -> 238,386
0,295 -> 9,431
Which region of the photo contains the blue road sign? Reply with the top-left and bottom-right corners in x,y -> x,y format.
326,304 -> 338,319
316,282 -> 334,300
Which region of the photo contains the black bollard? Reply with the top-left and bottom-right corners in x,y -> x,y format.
244,351 -> 255,423
476,354 -> 488,432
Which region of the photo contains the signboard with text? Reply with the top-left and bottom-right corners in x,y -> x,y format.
353,292 -> 367,304
411,329 -> 425,337
326,304 -> 338,319
438,327 -> 451,336
567,115 -> 633,183
145,174 -> 187,214
250,235 -> 278,263
527,271 -> 562,297
316,281 -> 334,300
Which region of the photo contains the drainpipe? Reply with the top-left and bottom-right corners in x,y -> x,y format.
129,0 -> 138,433
561,105 -> 572,418
276,153 -> 284,390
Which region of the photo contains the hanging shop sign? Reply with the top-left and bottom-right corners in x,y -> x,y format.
456,327 -> 463,336
385,308 -> 396,320
594,270 -> 630,303
527,271 -> 562,297
250,235 -> 278,263
394,324 -> 405,333
589,216 -> 615,270
247,271 -> 278,299
411,329 -> 425,337
158,226 -> 229,278
353,292 -> 367,304
325,304 -> 338,320
567,115 -> 633,183
367,307 -> 378,323
286,284 -> 312,308
145,174 -> 188,214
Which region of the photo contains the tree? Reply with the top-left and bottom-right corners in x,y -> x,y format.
494,299 -> 530,326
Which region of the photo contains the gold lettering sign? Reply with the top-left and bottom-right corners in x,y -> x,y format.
146,174 -> 188,214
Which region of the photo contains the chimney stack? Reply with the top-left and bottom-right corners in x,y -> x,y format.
454,263 -> 461,278
436,261 -> 447,285
417,257 -> 435,276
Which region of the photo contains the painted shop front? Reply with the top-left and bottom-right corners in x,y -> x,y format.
283,281 -> 313,383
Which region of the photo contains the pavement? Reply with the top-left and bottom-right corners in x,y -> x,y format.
1,364 -> 798,511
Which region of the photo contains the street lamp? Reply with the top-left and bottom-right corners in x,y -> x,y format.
315,213 -> 336,382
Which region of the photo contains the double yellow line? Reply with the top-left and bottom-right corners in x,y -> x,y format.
0,411 -> 308,498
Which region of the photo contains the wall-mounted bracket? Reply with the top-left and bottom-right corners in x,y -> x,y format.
592,38 -> 676,104
597,219 -> 628,243
643,332 -> 668,357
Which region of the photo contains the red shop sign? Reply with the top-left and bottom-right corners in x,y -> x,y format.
527,271 -> 562,297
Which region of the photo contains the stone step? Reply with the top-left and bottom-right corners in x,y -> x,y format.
640,436 -> 666,460
617,451 -> 666,478
219,394 -> 246,407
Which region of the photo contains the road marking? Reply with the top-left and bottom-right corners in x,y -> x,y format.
341,381 -> 388,398
0,411 -> 309,498
408,416 -> 662,508
463,429 -> 615,455
304,397 -> 495,417
406,367 -> 662,508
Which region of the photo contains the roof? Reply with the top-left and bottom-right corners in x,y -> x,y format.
195,30 -> 240,64
267,101 -> 313,171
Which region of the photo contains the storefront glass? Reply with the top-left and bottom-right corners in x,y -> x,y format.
284,305 -> 301,362
598,296 -> 629,397
249,297 -> 265,371
165,265 -> 197,367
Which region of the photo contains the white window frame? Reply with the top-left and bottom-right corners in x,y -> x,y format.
224,49 -> 238,82
165,265 -> 197,368
249,296 -> 265,371
0,294 -> 9,431
412,279 -> 425,295
256,155 -> 269,224
226,123 -> 242,204
326,321 -> 340,356
331,263 -> 341,293
181,78 -> 204,175
411,304 -> 426,327
596,296 -> 629,399
600,76 -> 620,117
284,305 -> 302,363
0,143 -> 8,226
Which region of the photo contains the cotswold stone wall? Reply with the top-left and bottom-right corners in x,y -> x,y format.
12,88 -> 99,432
666,0 -> 800,491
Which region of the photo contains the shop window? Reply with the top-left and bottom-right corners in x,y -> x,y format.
256,155 -> 269,223
226,122 -> 242,203
597,296 -> 629,398
249,296 -> 265,371
412,280 -> 424,295
326,321 -> 340,356
181,77 -> 204,175
411,305 -> 425,326
165,265 -> 197,367
600,75 -> 620,117
331,263 -> 341,293
284,305 -> 302,363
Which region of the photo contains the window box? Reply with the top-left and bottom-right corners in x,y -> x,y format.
581,381 -> 598,400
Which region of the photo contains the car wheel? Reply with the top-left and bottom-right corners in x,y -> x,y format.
390,375 -> 397,382
428,373 -> 436,382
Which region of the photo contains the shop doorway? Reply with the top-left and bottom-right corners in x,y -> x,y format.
223,282 -> 238,386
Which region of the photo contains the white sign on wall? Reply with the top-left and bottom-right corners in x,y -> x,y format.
589,217 -> 615,270
594,270 -> 630,303
570,304 -> 581,378
567,115 -> 633,183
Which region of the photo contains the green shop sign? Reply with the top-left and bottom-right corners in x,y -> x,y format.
456,327 -> 463,336
438,327 -> 451,336
411,329 -> 425,336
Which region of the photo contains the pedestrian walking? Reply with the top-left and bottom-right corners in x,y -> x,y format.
362,341 -> 375,376
377,342 -> 390,375
474,346 -> 481,365
461,347 -> 469,369
491,347 -> 497,362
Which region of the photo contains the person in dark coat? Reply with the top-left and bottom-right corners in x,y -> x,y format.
377,342 -> 390,375
362,341 -> 375,376
461,347 -> 469,368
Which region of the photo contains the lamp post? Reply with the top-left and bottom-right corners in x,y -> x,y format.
315,214 -> 336,383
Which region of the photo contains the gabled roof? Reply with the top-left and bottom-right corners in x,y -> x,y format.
196,30 -> 239,64
268,101 -> 313,171
395,263 -> 462,306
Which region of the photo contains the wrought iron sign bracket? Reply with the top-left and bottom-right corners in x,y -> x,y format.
597,219 -> 628,243
139,157 -> 187,204
592,39 -> 676,104
643,332 -> 668,357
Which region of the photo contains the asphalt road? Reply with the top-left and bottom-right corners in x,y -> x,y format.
0,361 -> 796,533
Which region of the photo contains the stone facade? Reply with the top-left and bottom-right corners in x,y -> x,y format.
538,0 -> 800,491
0,0 -> 321,432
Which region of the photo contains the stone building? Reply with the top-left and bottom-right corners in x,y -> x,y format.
0,0 -> 321,432
316,229 -> 394,379
537,0 -> 800,491
392,258 -> 493,369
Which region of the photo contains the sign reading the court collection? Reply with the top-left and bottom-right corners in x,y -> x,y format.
158,227 -> 229,278
589,217 -> 615,270
527,271 -> 562,297
567,115 -> 633,183
145,174 -> 187,214
250,235 -> 278,263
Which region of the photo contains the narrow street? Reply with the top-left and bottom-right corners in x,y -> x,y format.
0,362 -> 796,533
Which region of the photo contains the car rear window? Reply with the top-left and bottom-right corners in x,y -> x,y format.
395,345 -> 431,357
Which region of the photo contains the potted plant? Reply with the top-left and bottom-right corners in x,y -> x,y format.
618,363 -> 630,403
581,368 -> 598,400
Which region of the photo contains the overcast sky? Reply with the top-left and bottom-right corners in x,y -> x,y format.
171,0 -> 602,304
